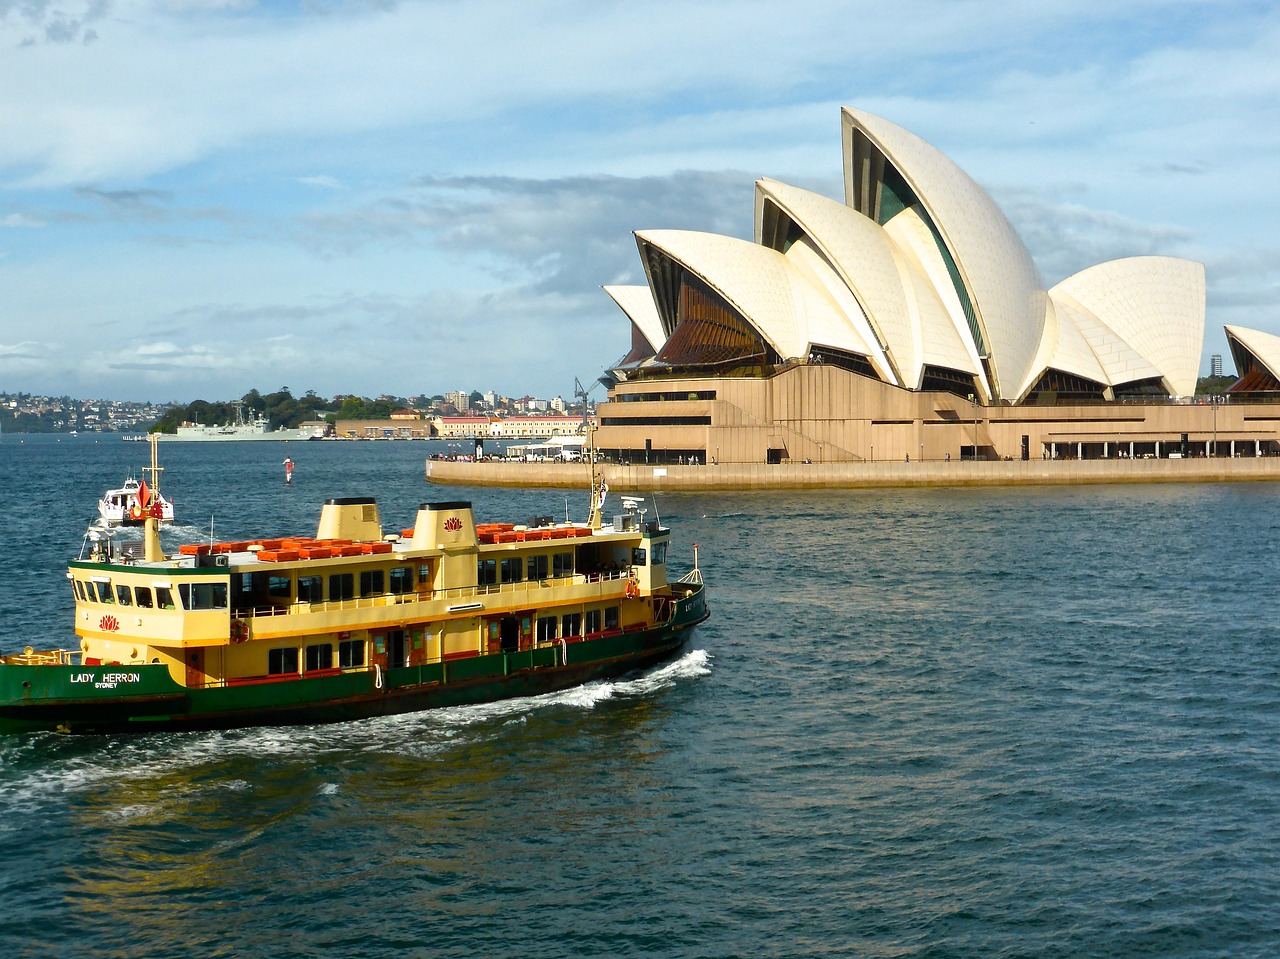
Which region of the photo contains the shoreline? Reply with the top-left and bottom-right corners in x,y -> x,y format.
425,457 -> 1280,490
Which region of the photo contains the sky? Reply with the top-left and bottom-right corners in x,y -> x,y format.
1,0 -> 1278,403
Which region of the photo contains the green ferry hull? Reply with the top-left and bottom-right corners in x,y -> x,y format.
0,584 -> 707,735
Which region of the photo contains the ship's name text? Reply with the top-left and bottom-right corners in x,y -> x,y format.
70,672 -> 143,689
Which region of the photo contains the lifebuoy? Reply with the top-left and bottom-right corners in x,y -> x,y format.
230,620 -> 248,643
130,505 -> 144,521
625,577 -> 640,599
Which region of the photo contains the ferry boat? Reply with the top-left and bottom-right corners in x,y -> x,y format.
97,437 -> 175,527
0,468 -> 707,734
97,477 -> 174,527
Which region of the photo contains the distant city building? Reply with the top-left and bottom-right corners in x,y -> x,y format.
550,395 -> 566,413
433,414 -> 586,439
1211,354 -> 1223,378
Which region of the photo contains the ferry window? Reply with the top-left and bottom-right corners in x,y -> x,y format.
135,586 -> 154,609
585,609 -> 602,635
359,569 -> 384,597
156,587 -> 176,610
329,573 -> 354,602
305,643 -> 333,672
389,567 -> 413,594
339,639 -> 365,668
268,576 -> 292,599
477,558 -> 497,586
605,606 -> 619,630
536,616 -> 557,642
74,580 -> 88,601
552,552 -> 574,578
500,558 -> 523,583
652,542 -> 667,565
297,576 -> 322,603
181,582 -> 227,610
631,547 -> 647,567
268,647 -> 299,675
526,555 -> 548,581
94,581 -> 114,603
418,564 -> 432,584
115,585 -> 133,607
562,612 -> 582,638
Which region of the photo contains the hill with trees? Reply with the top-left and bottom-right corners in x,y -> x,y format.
151,388 -> 330,433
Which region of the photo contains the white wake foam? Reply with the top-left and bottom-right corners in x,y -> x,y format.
0,648 -> 714,809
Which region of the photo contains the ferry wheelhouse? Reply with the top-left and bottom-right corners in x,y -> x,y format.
0,489 -> 707,734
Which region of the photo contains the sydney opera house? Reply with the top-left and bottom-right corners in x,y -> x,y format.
594,108 -> 1280,464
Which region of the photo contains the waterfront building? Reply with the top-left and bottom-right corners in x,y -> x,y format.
433,414 -> 587,440
595,107 -> 1280,464
336,418 -> 433,440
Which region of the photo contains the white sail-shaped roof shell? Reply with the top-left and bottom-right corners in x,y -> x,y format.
778,237 -> 887,379
1036,292 -> 1163,395
1038,297 -> 1115,387
1225,324 -> 1280,379
637,230 -> 807,359
608,107 -> 1208,408
842,108 -> 1046,400
754,179 -> 906,386
636,229 -> 881,366
1049,257 -> 1205,397
603,285 -> 665,353
882,206 -> 987,389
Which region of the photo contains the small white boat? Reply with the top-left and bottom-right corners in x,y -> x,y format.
97,476 -> 174,527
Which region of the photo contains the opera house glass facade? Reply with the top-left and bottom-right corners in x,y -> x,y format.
596,107 -> 1280,464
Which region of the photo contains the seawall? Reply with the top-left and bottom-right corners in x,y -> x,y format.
425,457 -> 1280,491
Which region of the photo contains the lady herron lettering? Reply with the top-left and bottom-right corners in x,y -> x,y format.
70,672 -> 143,688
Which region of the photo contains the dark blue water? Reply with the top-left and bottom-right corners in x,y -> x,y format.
1,435 -> 1278,958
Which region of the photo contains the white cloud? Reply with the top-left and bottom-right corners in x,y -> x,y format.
3,212 -> 45,227
298,174 -> 343,190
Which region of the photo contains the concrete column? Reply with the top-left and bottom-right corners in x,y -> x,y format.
1129,442 -> 1135,458
1104,442 -> 1109,458
1077,442 -> 1083,459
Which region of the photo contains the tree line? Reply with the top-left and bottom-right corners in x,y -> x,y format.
152,389 -> 333,433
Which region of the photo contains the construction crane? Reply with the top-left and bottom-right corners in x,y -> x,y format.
574,376 -> 601,431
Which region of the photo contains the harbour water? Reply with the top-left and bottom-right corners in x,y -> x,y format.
1,435 -> 1278,957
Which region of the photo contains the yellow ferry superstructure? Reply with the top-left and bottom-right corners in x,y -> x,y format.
2,494 -> 707,733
